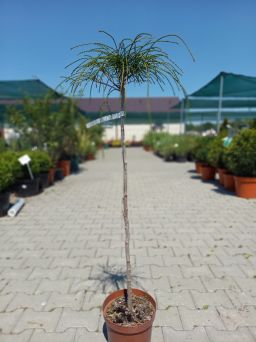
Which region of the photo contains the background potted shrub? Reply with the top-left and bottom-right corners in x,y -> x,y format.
0,154 -> 14,216
195,137 -> 216,181
207,136 -> 227,185
225,128 -> 256,198
64,31 -> 193,341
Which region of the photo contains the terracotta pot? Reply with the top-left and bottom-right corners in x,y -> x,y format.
201,165 -> 216,181
87,154 -> 95,161
217,168 -> 228,185
58,160 -> 71,177
195,161 -> 203,174
48,168 -> 55,186
234,176 -> 256,199
144,146 -> 151,152
223,173 -> 235,191
103,288 -> 156,342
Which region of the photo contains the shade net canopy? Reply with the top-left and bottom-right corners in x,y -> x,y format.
0,79 -> 61,100
174,72 -> 256,112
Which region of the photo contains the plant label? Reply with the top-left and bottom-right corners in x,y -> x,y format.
18,154 -> 31,165
86,111 -> 125,128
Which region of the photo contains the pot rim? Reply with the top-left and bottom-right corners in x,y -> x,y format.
234,176 -> 256,182
103,288 -> 156,335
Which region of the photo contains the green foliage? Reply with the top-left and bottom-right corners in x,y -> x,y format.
207,137 -> 226,168
0,154 -> 15,192
8,96 -> 85,161
143,131 -> 169,150
64,32 -> 194,96
194,137 -> 214,164
29,151 -> 53,173
0,138 -> 7,153
224,129 -> 256,177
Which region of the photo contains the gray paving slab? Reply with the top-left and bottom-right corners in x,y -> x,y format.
0,147 -> 256,341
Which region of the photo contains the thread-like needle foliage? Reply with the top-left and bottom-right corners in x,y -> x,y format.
63,31 -> 194,96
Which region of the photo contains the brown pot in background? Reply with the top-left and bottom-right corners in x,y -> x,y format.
48,168 -> 55,185
201,165 -> 216,181
58,160 -> 71,177
195,161 -> 203,174
103,288 -> 156,342
234,176 -> 256,199
217,168 -> 228,185
87,154 -> 95,161
223,173 -> 235,191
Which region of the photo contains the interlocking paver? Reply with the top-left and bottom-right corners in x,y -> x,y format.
0,148 -> 255,340
206,327 -> 256,342
30,328 -> 76,342
56,308 -> 100,332
13,308 -> 62,333
162,327 -> 210,342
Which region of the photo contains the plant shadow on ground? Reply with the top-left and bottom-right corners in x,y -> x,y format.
189,173 -> 236,197
187,169 -> 197,174
211,184 -> 236,197
89,265 -> 149,341
190,174 -> 201,180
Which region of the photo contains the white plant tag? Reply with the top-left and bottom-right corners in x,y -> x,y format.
18,154 -> 31,165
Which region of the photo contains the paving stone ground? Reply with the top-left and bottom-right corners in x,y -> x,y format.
0,147 -> 256,341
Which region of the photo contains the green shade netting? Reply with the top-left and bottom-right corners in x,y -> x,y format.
0,79 -> 61,100
174,72 -> 256,110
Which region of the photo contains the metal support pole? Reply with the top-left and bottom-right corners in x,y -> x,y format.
180,99 -> 185,134
217,75 -> 224,132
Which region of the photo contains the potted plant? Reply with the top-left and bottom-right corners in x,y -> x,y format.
207,136 -> 228,185
224,129 -> 256,198
192,136 -> 207,173
0,154 -> 14,216
64,31 -> 193,342
30,150 -> 54,189
195,137 -> 215,181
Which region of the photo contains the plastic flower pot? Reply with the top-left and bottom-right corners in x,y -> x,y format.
103,288 -> 156,342
234,176 -> 256,199
223,173 -> 235,191
0,192 -> 10,217
15,178 -> 40,197
39,172 -> 49,190
86,154 -> 95,161
201,165 -> 216,181
58,160 -> 71,177
54,168 -> 64,182
48,168 -> 55,186
195,161 -> 203,174
217,168 -> 228,185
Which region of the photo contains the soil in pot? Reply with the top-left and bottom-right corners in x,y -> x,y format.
0,192 -> 11,217
234,176 -> 256,199
103,288 -> 156,342
223,173 -> 235,191
201,165 -> 216,181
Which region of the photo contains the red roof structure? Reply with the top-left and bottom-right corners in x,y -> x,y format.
77,97 -> 179,113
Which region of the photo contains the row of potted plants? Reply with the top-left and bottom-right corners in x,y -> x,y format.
0,145 -> 102,217
194,128 -> 256,199
143,131 -> 200,161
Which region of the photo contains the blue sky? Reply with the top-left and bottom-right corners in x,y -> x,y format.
1,0 -> 255,98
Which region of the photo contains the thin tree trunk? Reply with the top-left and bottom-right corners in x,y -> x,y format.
120,87 -> 132,312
